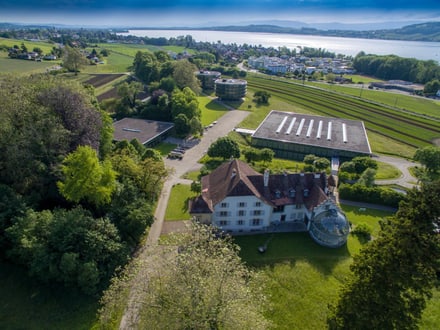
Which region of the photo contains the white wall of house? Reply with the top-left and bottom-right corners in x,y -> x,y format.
212,195 -> 272,232
269,204 -> 310,224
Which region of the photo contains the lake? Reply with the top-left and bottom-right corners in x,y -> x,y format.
119,29 -> 440,62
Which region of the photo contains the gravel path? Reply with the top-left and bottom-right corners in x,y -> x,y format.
373,154 -> 419,189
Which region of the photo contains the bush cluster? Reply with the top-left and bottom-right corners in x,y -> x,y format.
338,183 -> 404,208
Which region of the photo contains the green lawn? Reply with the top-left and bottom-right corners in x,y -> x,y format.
343,74 -> 384,84
233,205 -> 439,329
0,37 -> 56,54
0,261 -> 98,330
375,161 -> 402,180
198,96 -> 230,126
165,183 -> 195,221
82,52 -> 133,74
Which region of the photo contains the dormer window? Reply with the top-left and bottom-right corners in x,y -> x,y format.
289,189 -> 296,198
275,190 -> 281,198
303,189 -> 309,197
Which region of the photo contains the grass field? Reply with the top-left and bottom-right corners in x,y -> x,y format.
0,261 -> 98,330
375,161 -> 402,180
198,96 -> 230,126
164,183 -> 195,221
0,37 -> 56,54
0,52 -> 59,74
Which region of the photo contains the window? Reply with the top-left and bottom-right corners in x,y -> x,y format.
289,189 -> 296,198
251,218 -> 261,226
220,202 -> 228,208
255,201 -> 261,207
273,205 -> 285,213
237,220 -> 244,226
218,220 -> 228,226
219,211 -> 228,217
253,210 -> 263,216
238,210 -> 246,216
275,190 -> 281,198
238,202 -> 246,208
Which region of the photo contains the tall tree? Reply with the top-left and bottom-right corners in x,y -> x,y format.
63,46 -> 88,74
414,146 -> 440,173
57,146 -> 117,206
6,207 -> 128,295
172,59 -> 201,94
171,87 -> 201,120
0,75 -> 105,201
133,51 -> 159,84
328,181 -> 440,329
99,223 -> 269,329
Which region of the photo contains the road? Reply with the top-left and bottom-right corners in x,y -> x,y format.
119,108 -> 250,330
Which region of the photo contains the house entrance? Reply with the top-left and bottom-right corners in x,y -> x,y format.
280,214 -> 286,222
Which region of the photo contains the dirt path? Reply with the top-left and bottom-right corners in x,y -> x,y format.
118,109 -> 250,330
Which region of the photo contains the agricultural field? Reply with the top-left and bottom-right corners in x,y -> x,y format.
0,37 -> 56,55
242,74 -> 440,158
305,79 -> 440,119
0,52 -> 59,74
94,43 -> 195,58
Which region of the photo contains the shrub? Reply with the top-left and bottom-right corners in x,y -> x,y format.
352,223 -> 372,241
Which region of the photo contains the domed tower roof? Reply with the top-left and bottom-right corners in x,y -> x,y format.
309,200 -> 350,248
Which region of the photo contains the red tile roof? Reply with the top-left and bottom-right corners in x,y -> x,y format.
190,159 -> 330,214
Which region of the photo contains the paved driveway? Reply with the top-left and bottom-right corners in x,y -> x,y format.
147,109 -> 250,245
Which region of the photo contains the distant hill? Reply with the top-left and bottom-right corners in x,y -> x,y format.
196,22 -> 440,42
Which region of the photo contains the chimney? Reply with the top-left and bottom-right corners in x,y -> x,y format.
264,169 -> 270,187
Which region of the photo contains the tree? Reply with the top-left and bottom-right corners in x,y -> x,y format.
303,154 -> 318,165
171,87 -> 200,120
414,146 -> 440,173
133,51 -> 160,84
243,147 -> 261,164
99,223 -> 269,329
423,79 -> 440,94
189,116 -> 203,136
6,207 -> 128,295
172,59 -> 201,94
313,157 -> 330,171
117,81 -> 144,108
190,180 -> 201,194
63,46 -> 88,74
253,90 -> 271,104
0,75 -> 105,201
328,181 -> 440,329
207,137 -> 241,160
357,168 -> 377,187
57,146 -> 117,206
174,113 -> 191,136
260,148 -> 275,164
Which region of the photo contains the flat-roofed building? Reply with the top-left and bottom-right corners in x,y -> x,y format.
251,110 -> 371,161
195,70 -> 221,90
215,78 -> 247,100
113,118 -> 174,147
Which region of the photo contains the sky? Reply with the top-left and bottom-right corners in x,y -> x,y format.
0,0 -> 439,27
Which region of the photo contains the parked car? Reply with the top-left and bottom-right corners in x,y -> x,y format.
168,152 -> 183,159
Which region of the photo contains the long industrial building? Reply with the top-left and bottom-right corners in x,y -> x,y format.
251,110 -> 371,161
